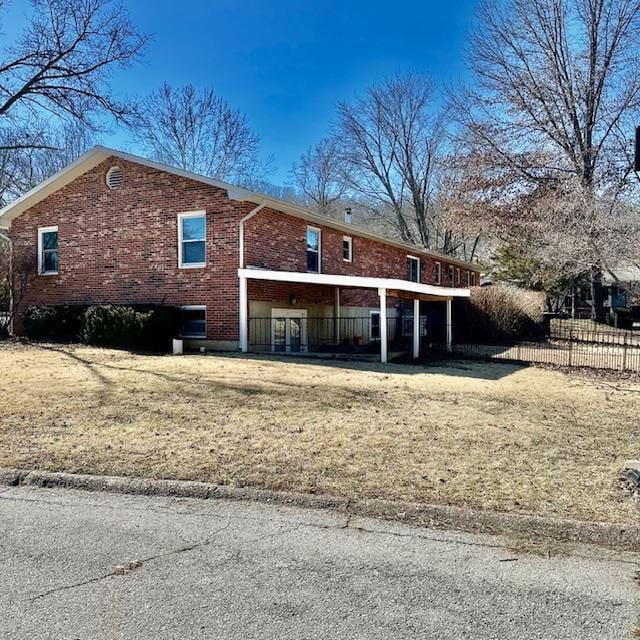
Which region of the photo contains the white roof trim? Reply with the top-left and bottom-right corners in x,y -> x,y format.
0,144 -> 477,270
238,268 -> 470,298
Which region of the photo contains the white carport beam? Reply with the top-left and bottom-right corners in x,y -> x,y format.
446,298 -> 453,353
239,275 -> 248,352
379,288 -> 388,364
413,298 -> 420,359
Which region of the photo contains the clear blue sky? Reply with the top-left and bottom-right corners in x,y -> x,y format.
7,0 -> 479,183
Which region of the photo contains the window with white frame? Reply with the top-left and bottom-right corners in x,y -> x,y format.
307,226 -> 321,273
178,211 -> 206,268
38,226 -> 59,275
466,270 -> 471,286
369,310 -> 381,341
448,265 -> 454,284
456,268 -> 461,285
471,272 -> 476,286
434,261 -> 441,285
342,236 -> 352,262
407,255 -> 420,283
401,312 -> 428,337
180,306 -> 206,338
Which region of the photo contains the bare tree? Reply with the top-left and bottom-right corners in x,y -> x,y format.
452,0 -> 640,321
290,138 -> 349,216
0,234 -> 36,337
0,0 -> 146,149
334,72 -> 463,251
130,83 -> 271,187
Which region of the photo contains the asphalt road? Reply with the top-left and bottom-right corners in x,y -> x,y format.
0,486 -> 637,639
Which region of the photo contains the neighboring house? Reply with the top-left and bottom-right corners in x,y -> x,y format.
0,147 -> 478,362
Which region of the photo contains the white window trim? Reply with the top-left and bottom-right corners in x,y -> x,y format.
456,267 -> 461,285
342,235 -> 353,262
407,255 -> 420,283
306,226 -> 321,274
471,272 -> 476,286
369,310 -> 381,341
435,261 -> 441,285
37,226 -> 59,276
178,211 -> 207,269
466,270 -> 471,287
180,305 -> 207,339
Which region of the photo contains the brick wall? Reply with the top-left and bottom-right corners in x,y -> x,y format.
9,155 -> 480,342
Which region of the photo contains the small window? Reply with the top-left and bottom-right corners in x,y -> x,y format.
434,261 -> 441,285
401,312 -> 428,337
407,256 -> 420,283
180,306 -> 206,338
370,311 -> 381,341
448,265 -> 454,284
456,268 -> 461,286
466,271 -> 471,286
106,166 -> 124,190
307,227 -> 321,273
342,236 -> 352,262
38,226 -> 59,275
178,212 -> 206,268
471,272 -> 476,286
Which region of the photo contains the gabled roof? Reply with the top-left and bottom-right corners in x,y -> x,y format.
0,145 -> 477,270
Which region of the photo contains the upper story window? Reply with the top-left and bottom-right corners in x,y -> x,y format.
448,265 -> 455,285
38,226 -> 59,275
307,226 -> 321,273
456,268 -> 461,286
407,256 -> 420,283
178,211 -> 206,268
343,236 -> 352,262
471,272 -> 477,286
434,261 -> 441,285
466,270 -> 471,286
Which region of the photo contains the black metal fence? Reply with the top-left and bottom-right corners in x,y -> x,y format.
436,319 -> 640,373
248,315 -> 417,355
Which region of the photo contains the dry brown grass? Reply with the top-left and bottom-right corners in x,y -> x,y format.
1,342 -> 639,524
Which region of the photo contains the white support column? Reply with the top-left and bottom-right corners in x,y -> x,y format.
334,287 -> 341,344
446,298 -> 453,353
239,275 -> 248,352
413,297 -> 420,360
379,287 -> 388,363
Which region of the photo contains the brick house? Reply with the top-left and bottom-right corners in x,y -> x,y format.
0,146 -> 479,362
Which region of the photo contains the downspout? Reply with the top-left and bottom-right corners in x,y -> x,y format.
239,200 -> 267,269
238,200 -> 267,352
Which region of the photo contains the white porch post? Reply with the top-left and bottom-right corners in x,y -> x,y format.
239,275 -> 248,352
446,298 -> 453,353
413,298 -> 420,359
379,287 -> 388,363
334,287 -> 341,344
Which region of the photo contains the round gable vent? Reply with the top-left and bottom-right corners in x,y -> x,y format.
106,166 -> 124,190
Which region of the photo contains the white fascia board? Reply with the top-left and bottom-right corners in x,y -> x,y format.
238,268 -> 470,298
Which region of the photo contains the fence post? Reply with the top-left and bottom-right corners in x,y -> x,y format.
623,334 -> 628,371
568,329 -> 573,367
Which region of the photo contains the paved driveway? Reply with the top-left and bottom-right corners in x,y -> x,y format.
0,486 -> 637,639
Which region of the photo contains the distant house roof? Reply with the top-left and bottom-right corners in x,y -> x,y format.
604,264 -> 640,285
0,145 -> 478,270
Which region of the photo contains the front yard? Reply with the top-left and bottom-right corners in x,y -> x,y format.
0,342 -> 638,524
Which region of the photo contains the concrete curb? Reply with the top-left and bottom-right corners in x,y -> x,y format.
1,467 -> 639,551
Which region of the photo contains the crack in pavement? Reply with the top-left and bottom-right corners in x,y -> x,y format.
27,518 -> 233,602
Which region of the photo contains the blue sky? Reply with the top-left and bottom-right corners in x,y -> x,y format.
7,0 -> 479,183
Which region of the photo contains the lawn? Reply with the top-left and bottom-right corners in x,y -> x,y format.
0,341 -> 638,524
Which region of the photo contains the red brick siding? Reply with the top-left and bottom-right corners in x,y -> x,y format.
9,156 -> 480,341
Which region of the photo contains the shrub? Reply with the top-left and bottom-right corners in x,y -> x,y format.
458,285 -> 545,343
81,304 -> 181,351
23,304 -> 86,341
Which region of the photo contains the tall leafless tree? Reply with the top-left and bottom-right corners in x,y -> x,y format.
0,0 -> 146,151
452,0 -> 640,321
334,72 -> 466,252
130,83 -> 271,187
290,138 -> 349,216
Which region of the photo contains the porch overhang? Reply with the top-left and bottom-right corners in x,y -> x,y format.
237,268 -> 471,299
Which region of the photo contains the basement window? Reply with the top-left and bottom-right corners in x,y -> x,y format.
180,306 -> 206,338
